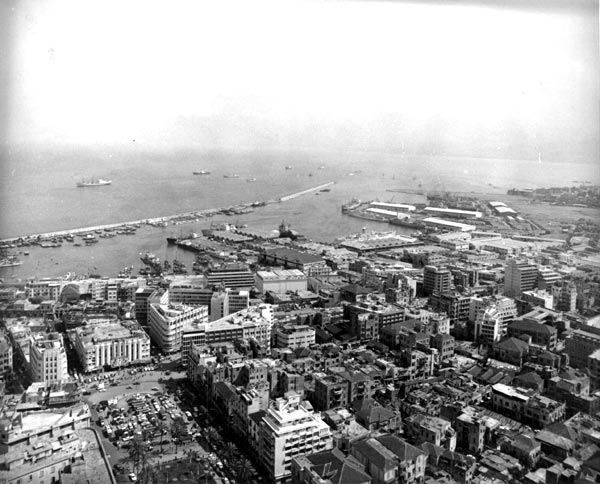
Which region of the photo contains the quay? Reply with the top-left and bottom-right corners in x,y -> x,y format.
0,182 -> 336,245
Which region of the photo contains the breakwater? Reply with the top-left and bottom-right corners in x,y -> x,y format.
0,182 -> 336,245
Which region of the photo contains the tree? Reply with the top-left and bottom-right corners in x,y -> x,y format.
170,418 -> 187,454
155,419 -> 168,453
126,436 -> 147,476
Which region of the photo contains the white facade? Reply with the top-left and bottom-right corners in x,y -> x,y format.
260,393 -> 333,481
29,333 -> 68,383
255,270 -> 308,294
148,303 -> 208,353
26,280 -> 63,301
73,321 -> 151,372
273,325 -> 316,350
472,296 -> 518,344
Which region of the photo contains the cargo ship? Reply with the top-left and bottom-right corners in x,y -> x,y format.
76,178 -> 112,187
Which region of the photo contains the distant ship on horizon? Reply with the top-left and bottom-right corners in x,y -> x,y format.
223,174 -> 240,179
76,178 -> 112,187
193,170 -> 211,175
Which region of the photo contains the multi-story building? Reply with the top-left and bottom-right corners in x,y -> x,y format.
566,329 -> 600,369
521,289 -> 554,310
430,333 -> 455,361
423,266 -> 452,296
134,287 -> 156,324
168,280 -> 212,306
491,383 -> 565,428
346,302 -> 404,331
273,324 -> 315,350
291,448 -> 371,484
504,259 -> 538,297
29,333 -> 69,383
472,296 -> 518,345
210,289 -> 249,321
71,320 -> 151,372
0,402 -> 91,453
537,267 -> 562,290
181,305 -> 272,362
205,263 -> 257,289
507,319 -> 557,350
552,281 -> 578,312
258,393 -> 333,482
26,279 -> 63,301
429,291 -> 471,328
0,335 -> 13,377
261,248 -> 331,277
351,312 -> 380,342
404,413 -> 456,451
351,435 -> 426,484
148,302 -> 208,353
255,269 -> 308,294
313,373 -> 349,411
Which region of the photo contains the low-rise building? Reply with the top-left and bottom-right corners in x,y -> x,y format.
491,383 -> 565,429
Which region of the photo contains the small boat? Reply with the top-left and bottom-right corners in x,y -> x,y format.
246,177 -> 257,182
77,178 -> 112,187
193,170 -> 211,175
285,165 -> 292,170
223,174 -> 240,179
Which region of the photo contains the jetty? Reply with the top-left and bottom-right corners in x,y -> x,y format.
279,182 -> 334,202
0,182 -> 336,245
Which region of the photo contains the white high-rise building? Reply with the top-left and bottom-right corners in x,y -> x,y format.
148,303 -> 208,353
259,393 -> 333,482
29,333 -> 68,383
472,296 -> 518,344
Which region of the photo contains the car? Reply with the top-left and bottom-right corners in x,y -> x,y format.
128,472 -> 138,482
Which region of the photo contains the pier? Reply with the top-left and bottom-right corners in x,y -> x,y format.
0,182 -> 336,245
279,182 -> 335,202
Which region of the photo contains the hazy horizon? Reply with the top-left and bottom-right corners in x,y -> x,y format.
2,0 -> 599,164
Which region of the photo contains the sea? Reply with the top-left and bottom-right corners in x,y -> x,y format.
1,148 -> 599,280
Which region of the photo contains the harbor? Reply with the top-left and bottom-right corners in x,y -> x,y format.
0,181 -> 337,248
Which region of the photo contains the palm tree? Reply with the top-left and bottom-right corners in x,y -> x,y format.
171,418 -> 187,454
127,436 -> 147,476
155,419 -> 168,452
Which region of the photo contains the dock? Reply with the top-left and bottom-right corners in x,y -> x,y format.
0,182 -> 336,245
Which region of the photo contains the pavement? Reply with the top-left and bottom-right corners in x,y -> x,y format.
83,367 -> 203,477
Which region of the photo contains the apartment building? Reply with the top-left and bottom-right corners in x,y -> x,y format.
258,393 -> 333,482
273,324 -> 315,350
29,333 -> 68,384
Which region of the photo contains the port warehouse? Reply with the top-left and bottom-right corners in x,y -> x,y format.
489,201 -> 518,216
422,217 -> 477,232
369,202 -> 416,211
423,207 -> 482,218
366,202 -> 482,220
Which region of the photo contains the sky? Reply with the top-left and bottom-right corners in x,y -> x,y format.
3,0 -> 599,162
